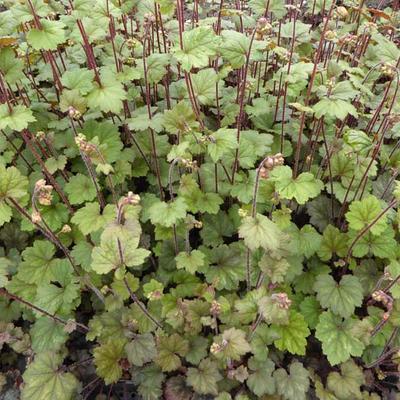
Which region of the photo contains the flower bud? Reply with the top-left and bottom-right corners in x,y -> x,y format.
31,210 -> 42,224
325,30 -> 337,41
210,300 -> 221,316
60,224 -> 72,234
336,6 -> 348,19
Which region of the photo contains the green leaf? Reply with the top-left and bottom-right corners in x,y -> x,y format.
258,294 -> 290,325
299,296 -> 321,329
61,68 -> 94,95
288,224 -> 322,258
163,100 -> 199,135
87,69 -> 126,114
345,196 -> 386,235
0,48 -> 24,85
35,278 -> 80,316
201,244 -> 245,290
349,227 -> 397,258
44,156 -> 67,174
317,225 -> 348,261
0,201 -> 12,227
146,53 -> 171,83
258,254 -> 289,284
314,274 -> 363,318
273,361 -> 310,400
27,20 -> 65,50
132,365 -> 164,400
64,174 -> 97,205
186,358 -> 222,395
272,311 -> 310,356
212,327 -> 251,361
71,203 -> 115,235
81,120 -> 123,164
327,360 -> 365,400
270,166 -> 323,204
94,339 -> 126,385
91,221 -> 149,274
148,198 -> 187,227
220,30 -> 250,69
0,105 -> 36,131
0,257 -> 11,288
315,311 -> 365,365
156,334 -> 189,372
239,213 -> 284,252
190,68 -> 218,105
143,279 -> 164,300
235,288 -> 265,324
207,129 -> 237,162
21,352 -> 79,400
247,357 -> 275,397
0,165 -> 28,200
175,250 -> 205,274
172,27 -> 218,71
31,317 -> 68,353
17,241 -> 57,285
125,333 -> 157,367
314,98 -> 358,120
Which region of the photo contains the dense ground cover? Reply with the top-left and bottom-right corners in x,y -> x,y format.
0,0 -> 400,399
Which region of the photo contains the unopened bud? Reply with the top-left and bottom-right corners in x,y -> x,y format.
34,179 -> 53,206
271,292 -> 292,310
210,342 -> 221,354
210,300 -> 221,316
31,210 -> 42,224
238,208 -> 248,218
336,6 -> 348,19
325,30 -> 337,41
60,224 -> 72,234
126,192 -> 140,205
193,220 -> 203,229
